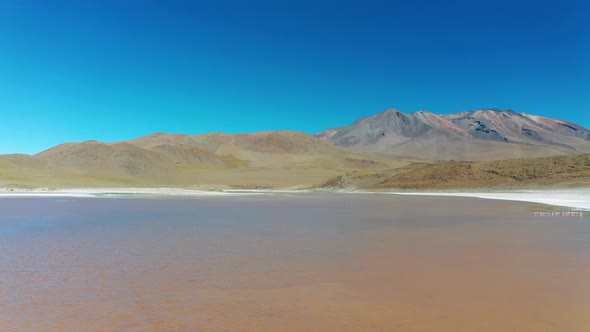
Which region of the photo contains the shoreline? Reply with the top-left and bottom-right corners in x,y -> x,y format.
0,187 -> 267,197
1,187 -> 589,211
389,189 -> 590,211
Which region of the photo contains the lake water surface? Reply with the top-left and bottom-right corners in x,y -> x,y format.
1,194 -> 590,331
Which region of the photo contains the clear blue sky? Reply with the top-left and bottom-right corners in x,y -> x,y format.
1,0 -> 588,154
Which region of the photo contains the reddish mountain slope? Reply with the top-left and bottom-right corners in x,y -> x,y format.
317,109 -> 590,160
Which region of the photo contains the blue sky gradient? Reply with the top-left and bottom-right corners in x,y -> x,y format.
1,0 -> 588,154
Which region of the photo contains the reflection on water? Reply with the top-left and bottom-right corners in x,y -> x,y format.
1,194 -> 590,331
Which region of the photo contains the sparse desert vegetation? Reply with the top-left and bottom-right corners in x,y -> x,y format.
317,154 -> 590,190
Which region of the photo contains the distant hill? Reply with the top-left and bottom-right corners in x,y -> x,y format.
0,131 -> 406,189
316,109 -> 590,161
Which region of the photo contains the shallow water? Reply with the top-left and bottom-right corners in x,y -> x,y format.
1,194 -> 590,331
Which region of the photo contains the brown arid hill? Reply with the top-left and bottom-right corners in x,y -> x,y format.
126,131 -> 364,169
0,154 -> 49,188
0,153 -> 134,188
316,154 -> 590,190
1,131 -> 409,189
316,109 -> 590,161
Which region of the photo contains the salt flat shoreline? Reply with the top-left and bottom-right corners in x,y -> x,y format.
1,187 -> 589,211
390,190 -> 590,211
0,187 -> 262,197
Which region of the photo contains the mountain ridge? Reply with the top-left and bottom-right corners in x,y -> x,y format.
316,109 -> 590,160
2,109 -> 590,189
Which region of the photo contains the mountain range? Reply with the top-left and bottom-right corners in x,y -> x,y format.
317,109 -> 590,160
2,108 -> 590,189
